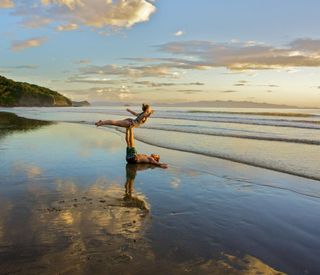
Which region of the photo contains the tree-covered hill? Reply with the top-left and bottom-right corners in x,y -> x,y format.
0,75 -> 72,107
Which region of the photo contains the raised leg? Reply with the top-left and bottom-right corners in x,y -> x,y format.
95,119 -> 132,128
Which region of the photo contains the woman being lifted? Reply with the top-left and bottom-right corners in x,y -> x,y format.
95,103 -> 153,129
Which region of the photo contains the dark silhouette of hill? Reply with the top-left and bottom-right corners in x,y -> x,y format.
0,75 -> 72,107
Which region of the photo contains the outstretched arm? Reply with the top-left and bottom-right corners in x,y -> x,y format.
135,154 -> 168,168
146,156 -> 168,169
126,108 -> 139,116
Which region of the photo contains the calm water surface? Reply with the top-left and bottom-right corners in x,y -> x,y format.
0,118 -> 320,274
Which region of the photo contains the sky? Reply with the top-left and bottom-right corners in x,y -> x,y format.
1,0 -> 320,107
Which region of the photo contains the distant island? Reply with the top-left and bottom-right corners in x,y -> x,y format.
91,100 -> 301,109
156,100 -> 300,109
72,100 -> 91,107
0,75 -> 72,107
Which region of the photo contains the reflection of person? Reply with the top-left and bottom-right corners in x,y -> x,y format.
125,127 -> 168,168
95,103 -> 153,129
124,163 -> 154,211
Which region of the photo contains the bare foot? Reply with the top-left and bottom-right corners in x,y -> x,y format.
95,120 -> 103,127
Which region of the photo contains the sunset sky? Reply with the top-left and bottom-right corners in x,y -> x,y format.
1,0 -> 320,107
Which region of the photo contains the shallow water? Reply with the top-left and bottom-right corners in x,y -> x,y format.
0,121 -> 320,274
1,106 -> 319,180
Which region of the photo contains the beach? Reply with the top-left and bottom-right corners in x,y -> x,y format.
0,110 -> 320,274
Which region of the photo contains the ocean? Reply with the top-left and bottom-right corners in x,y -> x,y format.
2,106 -> 319,181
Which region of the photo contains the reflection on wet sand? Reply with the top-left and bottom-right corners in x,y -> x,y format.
0,119 -> 286,274
124,163 -> 155,211
0,174 -> 153,274
0,165 -> 284,274
0,112 -> 52,139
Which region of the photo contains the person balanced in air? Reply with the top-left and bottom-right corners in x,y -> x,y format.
95,103 -> 153,150
95,103 -> 153,129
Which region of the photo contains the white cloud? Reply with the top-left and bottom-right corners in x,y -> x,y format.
40,0 -> 156,28
56,23 -> 78,31
0,0 -> 14,8
174,30 -> 184,37
11,37 -> 47,51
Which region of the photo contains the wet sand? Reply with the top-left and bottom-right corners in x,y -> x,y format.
0,115 -> 319,274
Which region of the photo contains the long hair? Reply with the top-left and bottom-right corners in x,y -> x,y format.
142,103 -> 150,111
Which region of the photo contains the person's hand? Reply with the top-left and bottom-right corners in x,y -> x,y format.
160,163 -> 168,169
95,120 -> 102,127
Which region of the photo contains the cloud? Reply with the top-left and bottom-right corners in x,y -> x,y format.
56,23 -> 78,31
221,90 -> 239,93
178,89 -> 204,94
67,37 -> 320,89
62,86 -> 134,101
11,37 -> 47,51
0,0 -> 14,8
156,38 -> 320,70
21,16 -> 52,28
10,65 -> 38,69
174,30 -> 184,37
79,63 -> 179,78
74,59 -> 91,64
66,76 -> 121,84
134,80 -> 204,87
234,80 -> 249,86
15,0 -> 156,30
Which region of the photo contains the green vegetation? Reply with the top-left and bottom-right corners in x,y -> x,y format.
0,75 -> 72,107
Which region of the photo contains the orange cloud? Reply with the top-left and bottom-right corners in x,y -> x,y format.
11,37 -> 47,51
0,0 -> 14,8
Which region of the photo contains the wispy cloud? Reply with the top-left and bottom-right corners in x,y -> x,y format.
221,90 -> 239,93
74,59 -> 91,64
21,16 -> 52,28
67,76 -> 120,84
178,89 -> 204,94
0,0 -> 14,8
56,23 -> 78,31
174,30 -> 184,37
134,81 -> 204,87
11,37 -> 47,52
79,64 -> 179,78
68,37 -> 320,93
156,38 -> 320,70
9,65 -> 38,69
62,86 -> 134,101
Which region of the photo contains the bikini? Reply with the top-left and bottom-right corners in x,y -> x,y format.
128,112 -> 150,127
